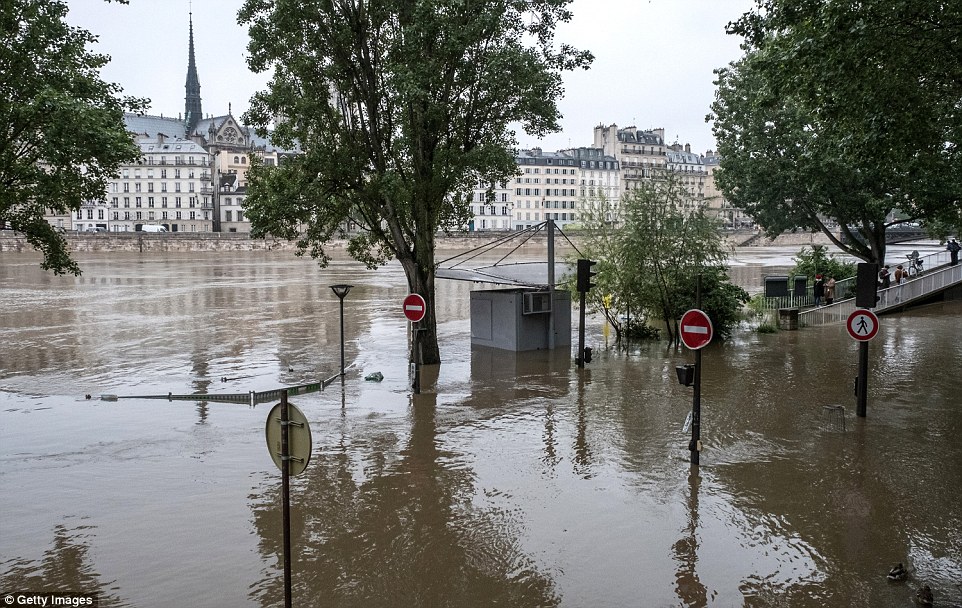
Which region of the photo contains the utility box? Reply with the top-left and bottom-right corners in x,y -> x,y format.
765,275 -> 789,298
470,288 -> 571,351
793,276 -> 807,297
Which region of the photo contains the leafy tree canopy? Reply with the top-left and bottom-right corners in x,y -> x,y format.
710,0 -> 962,266
575,174 -> 747,345
0,0 -> 145,275
789,245 -> 856,285
238,0 -> 592,364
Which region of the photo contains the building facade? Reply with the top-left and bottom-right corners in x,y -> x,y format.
467,147 -> 620,232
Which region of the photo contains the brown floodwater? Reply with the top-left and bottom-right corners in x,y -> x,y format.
1,250 -> 960,607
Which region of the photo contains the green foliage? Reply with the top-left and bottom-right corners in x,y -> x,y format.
238,0 -> 591,363
0,0 -> 146,274
756,323 -> 778,334
789,245 -> 857,284
710,0 -> 962,265
677,267 -> 750,341
574,172 -> 748,344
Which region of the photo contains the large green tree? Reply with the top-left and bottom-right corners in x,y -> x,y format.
238,0 -> 591,365
710,0 -> 962,266
577,174 -> 747,345
0,0 -> 145,275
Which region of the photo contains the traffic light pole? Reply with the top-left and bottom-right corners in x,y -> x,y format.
577,290 -> 586,368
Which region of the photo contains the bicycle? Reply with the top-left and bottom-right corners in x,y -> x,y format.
906,253 -> 924,277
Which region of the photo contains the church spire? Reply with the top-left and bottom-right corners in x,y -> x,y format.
184,10 -> 202,135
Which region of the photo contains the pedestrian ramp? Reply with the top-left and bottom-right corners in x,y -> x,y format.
799,256 -> 962,327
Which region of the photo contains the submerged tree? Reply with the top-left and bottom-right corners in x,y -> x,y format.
577,174 -> 747,345
0,0 -> 145,275
238,0 -> 592,364
710,0 -> 962,266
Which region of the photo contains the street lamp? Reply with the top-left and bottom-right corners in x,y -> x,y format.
330,284 -> 353,376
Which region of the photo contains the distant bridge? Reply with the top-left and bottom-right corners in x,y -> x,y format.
884,225 -> 930,244
839,225 -> 931,246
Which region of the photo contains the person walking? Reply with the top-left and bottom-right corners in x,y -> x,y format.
948,238 -> 960,266
894,265 -> 907,285
813,274 -> 825,306
824,275 -> 836,305
878,265 -> 891,289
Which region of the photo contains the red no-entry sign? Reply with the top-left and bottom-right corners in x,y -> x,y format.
847,309 -> 879,341
680,309 -> 713,350
403,293 -> 426,323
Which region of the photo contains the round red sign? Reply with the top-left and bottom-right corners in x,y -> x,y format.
846,309 -> 879,341
680,309 -> 713,350
403,293 -> 426,323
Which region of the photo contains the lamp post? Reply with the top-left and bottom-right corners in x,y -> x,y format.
330,284 -> 353,376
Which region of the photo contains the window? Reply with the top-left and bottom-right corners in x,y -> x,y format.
225,210 -> 233,221
148,197 -> 154,208
135,197 -> 142,208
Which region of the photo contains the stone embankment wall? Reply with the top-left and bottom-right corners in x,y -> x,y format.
0,228 -> 834,257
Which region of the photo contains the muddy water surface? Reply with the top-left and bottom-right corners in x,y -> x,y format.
1,250 -> 960,607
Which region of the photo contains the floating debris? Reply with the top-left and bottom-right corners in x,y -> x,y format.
365,372 -> 384,382
887,563 -> 907,582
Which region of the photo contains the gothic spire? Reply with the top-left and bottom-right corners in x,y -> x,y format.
184,11 -> 202,135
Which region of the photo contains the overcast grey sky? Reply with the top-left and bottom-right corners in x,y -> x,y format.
65,0 -> 755,156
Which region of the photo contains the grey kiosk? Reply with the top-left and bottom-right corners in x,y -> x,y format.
469,288 -> 571,351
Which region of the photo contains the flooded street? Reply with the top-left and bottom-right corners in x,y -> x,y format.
1,250 -> 960,607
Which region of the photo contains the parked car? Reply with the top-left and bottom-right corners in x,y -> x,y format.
139,225 -> 168,233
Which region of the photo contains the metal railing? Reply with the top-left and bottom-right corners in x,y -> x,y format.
800,255 -> 962,327
831,250 -> 951,300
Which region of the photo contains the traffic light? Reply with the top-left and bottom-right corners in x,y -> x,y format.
577,258 -> 597,293
854,262 -> 879,308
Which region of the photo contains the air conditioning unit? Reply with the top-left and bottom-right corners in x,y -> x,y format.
522,291 -> 552,315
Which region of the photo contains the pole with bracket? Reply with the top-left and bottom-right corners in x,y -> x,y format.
280,390 -> 292,608
690,275 -> 702,466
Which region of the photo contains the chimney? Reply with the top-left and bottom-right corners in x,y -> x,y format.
685,143 -> 691,153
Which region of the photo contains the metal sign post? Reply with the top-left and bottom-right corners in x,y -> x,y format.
265,391 -> 312,608
680,307 -> 713,467
846,308 -> 879,417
